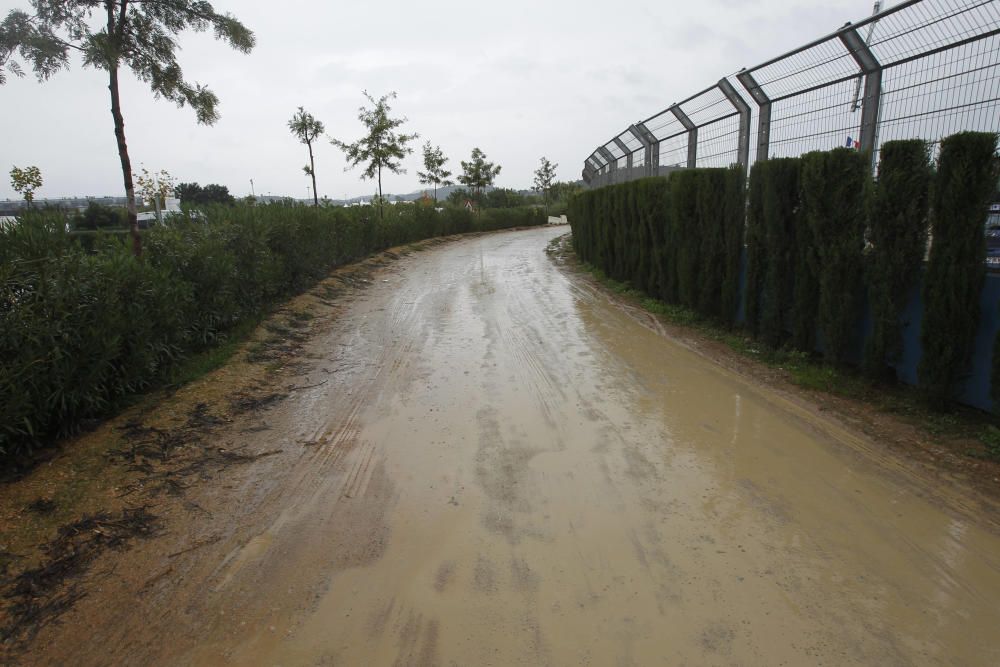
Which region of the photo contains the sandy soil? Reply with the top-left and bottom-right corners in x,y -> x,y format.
6,226 -> 1000,666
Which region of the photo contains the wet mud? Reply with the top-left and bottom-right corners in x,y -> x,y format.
10,227 -> 1000,665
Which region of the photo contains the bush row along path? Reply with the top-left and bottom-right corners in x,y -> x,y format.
14,226 -> 1000,665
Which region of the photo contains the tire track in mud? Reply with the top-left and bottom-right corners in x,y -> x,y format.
19,227 -> 1000,666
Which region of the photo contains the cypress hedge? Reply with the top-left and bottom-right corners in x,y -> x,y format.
863,139 -> 932,378
573,130 -> 997,408
669,170 -> 702,308
743,162 -> 766,337
800,148 -> 870,364
719,166 -> 747,328
755,158 -> 802,349
569,170 -> 745,323
919,131 -> 999,401
0,203 -> 544,460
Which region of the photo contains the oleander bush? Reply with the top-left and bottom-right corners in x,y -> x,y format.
0,202 -> 544,460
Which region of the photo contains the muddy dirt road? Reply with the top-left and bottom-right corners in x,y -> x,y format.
24,226 -> 1000,665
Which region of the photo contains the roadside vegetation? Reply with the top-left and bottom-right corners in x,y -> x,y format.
554,238 -> 1000,465
569,132 -> 1000,456
0,202 -> 545,465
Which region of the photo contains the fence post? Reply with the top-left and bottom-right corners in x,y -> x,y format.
588,152 -> 607,188
839,27 -> 882,161
598,146 -> 617,184
670,104 -> 698,168
736,69 -> 770,163
613,137 -> 633,181
631,122 -> 659,177
626,124 -> 650,178
718,78 -> 751,169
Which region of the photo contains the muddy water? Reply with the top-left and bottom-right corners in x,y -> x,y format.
32,227 -> 1000,665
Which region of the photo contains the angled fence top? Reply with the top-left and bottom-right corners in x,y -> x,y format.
583,0 -> 1000,187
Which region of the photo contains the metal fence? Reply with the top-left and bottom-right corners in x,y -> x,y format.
582,0 -> 1000,187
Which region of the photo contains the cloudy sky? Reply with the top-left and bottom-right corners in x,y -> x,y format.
0,0 -> 877,201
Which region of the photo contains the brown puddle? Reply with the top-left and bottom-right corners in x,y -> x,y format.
15,227 -> 1000,666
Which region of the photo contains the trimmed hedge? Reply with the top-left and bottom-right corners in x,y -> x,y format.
864,139 -> 931,378
745,158 -> 802,348
0,203 -> 544,459
920,131 -> 1000,401
801,148 -> 870,365
572,130 -> 999,408
569,168 -> 746,325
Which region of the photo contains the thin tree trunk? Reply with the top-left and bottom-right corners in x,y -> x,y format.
308,140 -> 318,207
433,182 -> 437,204
107,1 -> 140,256
377,162 -> 383,221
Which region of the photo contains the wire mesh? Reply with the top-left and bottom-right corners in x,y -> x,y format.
584,0 -> 1000,189
675,87 -> 733,127
695,115 -> 743,167
866,0 -> 1000,65
768,78 -> 864,158
877,29 -> 1000,157
658,133 -> 689,169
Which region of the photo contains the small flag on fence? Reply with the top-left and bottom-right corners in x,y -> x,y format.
845,136 -> 861,150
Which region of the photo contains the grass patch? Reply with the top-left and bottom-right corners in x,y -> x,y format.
167,315 -> 265,389
979,426 -> 1000,461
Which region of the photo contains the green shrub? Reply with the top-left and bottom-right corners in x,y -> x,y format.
801,148 -> 870,364
920,131 -> 999,401
0,201 -> 542,460
748,158 -> 802,348
864,140 -> 932,378
743,163 -> 766,336
72,201 -> 127,230
720,166 -> 746,327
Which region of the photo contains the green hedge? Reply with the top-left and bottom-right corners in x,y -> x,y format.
920,131 -> 1000,401
0,203 -> 544,459
864,139 -> 932,378
745,158 -> 802,348
573,130 -> 998,408
569,168 -> 745,325
801,148 -> 869,365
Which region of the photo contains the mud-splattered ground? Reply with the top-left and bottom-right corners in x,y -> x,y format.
5,226 -> 1000,666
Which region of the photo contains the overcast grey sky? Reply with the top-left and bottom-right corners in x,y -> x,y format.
1,0 -> 876,200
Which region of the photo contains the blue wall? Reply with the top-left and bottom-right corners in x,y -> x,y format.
733,258 -> 1000,412
891,273 -> 1000,411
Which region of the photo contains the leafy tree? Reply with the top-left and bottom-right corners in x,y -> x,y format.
533,157 -> 557,203
175,182 -> 235,206
134,167 -> 175,222
446,187 -> 474,207
288,106 -> 324,207
417,142 -> 453,203
458,147 -> 501,195
0,1 -> 255,255
482,188 -> 525,209
548,181 -> 583,204
9,165 -> 42,204
72,201 -> 125,230
331,91 -> 418,219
